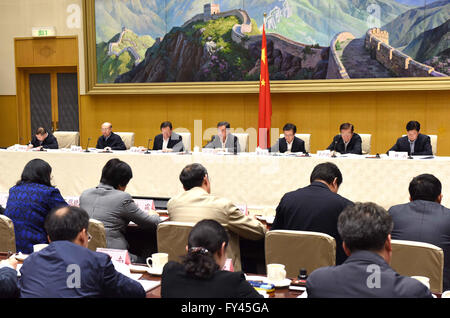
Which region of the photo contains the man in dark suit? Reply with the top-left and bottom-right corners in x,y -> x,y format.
327,123 -> 362,155
271,162 -> 352,265
96,122 -> 126,150
28,127 -> 58,150
270,123 -> 306,153
388,174 -> 450,291
0,256 -> 19,298
19,206 -> 145,298
307,202 -> 433,298
388,120 -> 432,156
152,121 -> 184,152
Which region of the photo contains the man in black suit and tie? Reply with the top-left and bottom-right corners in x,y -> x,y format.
270,123 -> 306,153
388,120 -> 432,156
327,123 -> 362,155
307,202 -> 433,298
388,174 -> 450,291
152,121 -> 184,152
96,122 -> 126,151
271,162 -> 353,265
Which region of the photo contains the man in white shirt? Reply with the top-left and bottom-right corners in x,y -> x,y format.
204,121 -> 241,153
152,121 -> 184,152
270,123 -> 306,153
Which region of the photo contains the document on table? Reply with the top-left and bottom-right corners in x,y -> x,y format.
138,280 -> 161,292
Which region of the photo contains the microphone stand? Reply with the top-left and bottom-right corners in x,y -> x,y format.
84,138 -> 91,153
331,139 -> 338,158
145,138 -> 152,154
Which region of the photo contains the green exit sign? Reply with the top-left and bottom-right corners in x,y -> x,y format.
32,27 -> 56,37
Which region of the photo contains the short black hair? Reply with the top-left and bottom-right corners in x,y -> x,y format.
340,123 -> 354,133
45,206 -> 90,242
35,127 -> 47,135
17,159 -> 53,187
406,121 -> 420,132
180,163 -> 208,191
283,123 -> 297,134
100,158 -> 133,189
217,121 -> 230,129
310,162 -> 343,187
338,202 -> 393,252
409,174 -> 442,202
160,121 -> 173,130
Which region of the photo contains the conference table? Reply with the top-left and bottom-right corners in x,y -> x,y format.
1,149 -> 450,211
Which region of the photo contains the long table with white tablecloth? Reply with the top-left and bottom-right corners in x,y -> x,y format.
1,149 -> 450,210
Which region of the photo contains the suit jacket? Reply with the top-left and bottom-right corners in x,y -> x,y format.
270,136 -> 306,153
30,132 -> 58,149
0,267 -> 19,298
161,261 -> 263,298
307,250 -> 433,298
4,182 -> 68,254
152,132 -> 184,152
96,132 -> 126,150
167,187 -> 267,271
388,134 -> 432,155
327,133 -> 362,154
204,134 -> 241,153
271,182 -> 353,265
80,183 -> 160,250
19,241 -> 145,298
388,200 -> 450,291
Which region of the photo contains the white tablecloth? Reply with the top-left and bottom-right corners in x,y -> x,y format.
1,149 -> 449,210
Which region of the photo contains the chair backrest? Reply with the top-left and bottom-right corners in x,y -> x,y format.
280,134 -> 311,153
53,131 -> 80,149
359,133 -> 371,155
88,219 -> 107,252
265,230 -> 335,278
157,221 -> 196,263
115,132 -> 135,150
174,132 -> 191,152
0,215 -> 16,253
391,239 -> 443,293
233,133 -> 249,152
402,134 -> 437,155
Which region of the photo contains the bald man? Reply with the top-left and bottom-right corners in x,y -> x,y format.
96,122 -> 126,150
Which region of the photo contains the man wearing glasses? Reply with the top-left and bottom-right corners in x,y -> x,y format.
327,123 -> 362,155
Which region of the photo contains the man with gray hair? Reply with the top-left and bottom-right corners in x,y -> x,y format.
96,122 -> 126,150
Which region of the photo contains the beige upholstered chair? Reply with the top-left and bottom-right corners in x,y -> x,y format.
265,230 -> 335,278
402,134 -> 437,155
234,133 -> 249,152
88,219 -> 107,252
157,221 -> 196,263
53,131 -> 80,149
0,215 -> 16,253
280,134 -> 311,153
359,133 -> 371,155
174,132 -> 191,152
115,132 -> 135,150
391,239 -> 443,293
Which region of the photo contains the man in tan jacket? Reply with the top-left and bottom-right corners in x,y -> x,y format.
168,163 -> 267,271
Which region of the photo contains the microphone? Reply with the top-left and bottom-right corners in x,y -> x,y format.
233,136 -> 237,155
145,138 -> 152,154
84,137 -> 91,153
331,139 -> 338,158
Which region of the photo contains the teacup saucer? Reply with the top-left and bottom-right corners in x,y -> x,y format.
263,278 -> 291,288
129,264 -> 149,273
147,266 -> 163,276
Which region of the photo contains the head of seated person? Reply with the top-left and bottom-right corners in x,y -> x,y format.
338,202 -> 393,263
310,162 -> 343,194
101,122 -> 113,138
35,127 -> 49,142
179,163 -> 211,194
217,121 -> 231,142
283,123 -> 297,144
45,206 -> 91,248
17,158 -> 53,187
405,120 -> 421,142
182,219 -> 229,279
339,123 -> 354,144
100,158 -> 133,192
160,121 -> 173,140
409,173 -> 442,204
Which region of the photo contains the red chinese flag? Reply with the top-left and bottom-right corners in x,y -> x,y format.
258,24 -> 272,149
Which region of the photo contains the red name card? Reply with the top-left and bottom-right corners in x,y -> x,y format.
97,248 -> 131,265
236,204 -> 248,216
65,196 -> 80,207
133,199 -> 155,212
222,258 -> 234,272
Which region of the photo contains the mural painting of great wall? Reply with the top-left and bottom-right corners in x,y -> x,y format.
95,0 -> 450,83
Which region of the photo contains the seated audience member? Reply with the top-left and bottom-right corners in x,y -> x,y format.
307,202 -> 433,298
0,256 -> 19,298
4,159 -> 67,254
28,127 -> 58,150
271,162 -> 352,265
388,174 -> 450,291
270,123 -> 306,153
167,163 -> 266,271
96,122 -> 126,151
19,206 -> 145,298
204,121 -> 241,153
161,219 -> 263,298
80,158 -> 160,263
152,121 -> 184,152
388,120 -> 432,156
327,123 -> 362,155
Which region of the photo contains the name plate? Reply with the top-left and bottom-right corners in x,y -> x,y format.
7,144 -> 28,152
65,196 -> 80,207
222,258 -> 234,272
32,26 -> 56,37
133,199 -> 155,212
317,150 -> 332,158
255,147 -> 269,156
236,204 -> 248,216
388,151 -> 409,159
70,146 -> 83,152
97,248 -> 131,265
